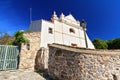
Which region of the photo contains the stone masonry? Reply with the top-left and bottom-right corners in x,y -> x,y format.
48,44 -> 120,80
0,70 -> 45,80
19,32 -> 41,71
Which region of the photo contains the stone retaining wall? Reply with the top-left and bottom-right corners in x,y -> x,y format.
19,32 -> 41,71
48,44 -> 120,80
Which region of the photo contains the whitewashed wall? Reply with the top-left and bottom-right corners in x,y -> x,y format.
86,34 -> 95,49
54,20 -> 63,44
28,19 -> 94,49
54,20 -> 87,48
40,20 -> 54,48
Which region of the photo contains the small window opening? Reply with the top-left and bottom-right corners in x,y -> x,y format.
69,28 -> 75,33
71,43 -> 77,47
26,44 -> 30,50
49,28 -> 53,34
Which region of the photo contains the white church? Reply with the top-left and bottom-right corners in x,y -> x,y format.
28,11 -> 94,49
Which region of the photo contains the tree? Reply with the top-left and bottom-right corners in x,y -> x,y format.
0,33 -> 14,45
108,38 -> 120,49
13,31 -> 29,46
107,39 -> 113,49
92,38 -> 108,49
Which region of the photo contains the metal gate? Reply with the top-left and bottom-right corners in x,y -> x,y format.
0,45 -> 19,70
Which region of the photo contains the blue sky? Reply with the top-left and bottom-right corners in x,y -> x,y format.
0,0 -> 120,40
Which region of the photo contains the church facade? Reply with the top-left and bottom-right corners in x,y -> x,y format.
29,12 -> 94,49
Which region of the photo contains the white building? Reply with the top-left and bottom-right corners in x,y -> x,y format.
29,11 -> 94,49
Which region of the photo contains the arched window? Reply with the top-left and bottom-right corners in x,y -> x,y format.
69,28 -> 75,33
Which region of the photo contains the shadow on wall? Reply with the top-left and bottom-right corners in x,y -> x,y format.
112,74 -> 118,80
35,49 -> 43,70
35,47 -> 45,71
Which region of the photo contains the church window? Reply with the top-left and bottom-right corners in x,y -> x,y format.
69,28 -> 75,33
49,28 -> 53,34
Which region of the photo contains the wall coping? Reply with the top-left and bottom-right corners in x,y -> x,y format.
49,44 -> 120,55
24,32 -> 41,34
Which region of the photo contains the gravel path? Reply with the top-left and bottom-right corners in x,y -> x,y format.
0,70 -> 45,80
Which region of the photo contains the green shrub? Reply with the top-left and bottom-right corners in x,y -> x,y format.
13,31 -> 29,46
92,38 -> 108,49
